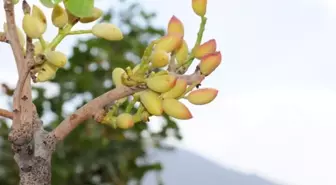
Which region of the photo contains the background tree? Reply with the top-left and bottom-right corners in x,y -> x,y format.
0,0 -> 219,184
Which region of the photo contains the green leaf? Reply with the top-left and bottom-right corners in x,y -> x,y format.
51,0 -> 63,4
40,0 -> 54,7
64,0 -> 94,18
40,0 -> 63,8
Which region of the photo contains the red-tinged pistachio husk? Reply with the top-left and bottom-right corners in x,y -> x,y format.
52,4 -> 68,28
187,88 -> 218,105
92,23 -> 123,41
199,51 -> 222,75
162,99 -> 192,120
155,34 -> 183,53
150,49 -> 170,68
145,75 -> 177,93
45,51 -> 67,68
116,113 -> 134,129
22,15 -> 45,38
193,39 -> 216,59
168,16 -> 184,37
80,7 -> 103,23
176,40 -> 189,65
161,78 -> 187,99
140,90 -> 163,116
192,0 -> 207,16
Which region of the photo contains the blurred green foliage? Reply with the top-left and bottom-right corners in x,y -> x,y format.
0,1 -> 182,184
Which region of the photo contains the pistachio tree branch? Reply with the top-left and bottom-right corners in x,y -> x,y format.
0,108 -> 13,119
51,85 -> 144,141
21,1 -> 35,91
4,0 -> 23,113
13,0 -> 35,114
3,0 -> 24,71
51,71 -> 204,142
167,53 -> 177,72
169,67 -> 204,85
4,0 -> 34,145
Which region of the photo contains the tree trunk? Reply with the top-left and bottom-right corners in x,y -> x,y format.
18,156 -> 52,185
12,118 -> 57,185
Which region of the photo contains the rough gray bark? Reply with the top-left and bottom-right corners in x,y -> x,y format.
12,112 -> 57,185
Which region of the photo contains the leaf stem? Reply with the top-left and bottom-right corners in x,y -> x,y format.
38,36 -> 46,49
176,16 -> 207,73
125,95 -> 139,113
47,24 -> 73,51
67,29 -> 92,35
133,104 -> 146,122
137,39 -> 159,75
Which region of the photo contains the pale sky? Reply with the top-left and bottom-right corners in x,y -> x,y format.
1,0 -> 336,185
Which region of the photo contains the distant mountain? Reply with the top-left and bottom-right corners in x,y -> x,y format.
141,149 -> 281,185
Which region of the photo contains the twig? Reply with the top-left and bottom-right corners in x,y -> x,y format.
51,71 -> 204,141
0,108 -> 13,119
51,85 -> 144,141
169,68 -> 205,85
167,53 -> 177,72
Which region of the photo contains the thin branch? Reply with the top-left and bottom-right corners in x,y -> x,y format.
13,1 -> 35,112
4,0 -> 34,145
0,108 -> 13,119
3,0 -> 24,72
52,85 -> 144,141
51,71 -> 204,141
167,53 -> 177,72
169,67 -> 205,85
4,0 -> 23,112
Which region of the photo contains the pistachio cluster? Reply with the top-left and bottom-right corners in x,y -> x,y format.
2,0 -> 221,130
101,0 -> 222,129
1,2 -> 123,82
